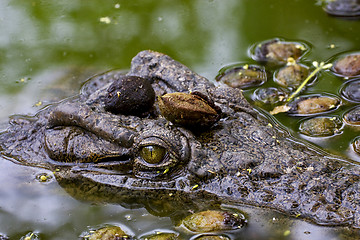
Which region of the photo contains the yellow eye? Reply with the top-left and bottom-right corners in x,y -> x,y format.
140,145 -> 166,164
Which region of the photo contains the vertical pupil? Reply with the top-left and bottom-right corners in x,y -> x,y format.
140,145 -> 166,164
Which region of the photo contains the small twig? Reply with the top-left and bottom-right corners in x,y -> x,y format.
270,61 -> 332,115
286,61 -> 332,102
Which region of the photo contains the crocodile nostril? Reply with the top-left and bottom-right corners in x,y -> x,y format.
117,131 -> 134,148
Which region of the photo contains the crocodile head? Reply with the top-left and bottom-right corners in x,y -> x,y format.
1,50 -> 360,227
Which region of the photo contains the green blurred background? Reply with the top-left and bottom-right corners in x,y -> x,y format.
1,0 -> 359,120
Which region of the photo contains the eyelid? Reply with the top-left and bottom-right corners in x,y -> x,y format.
139,137 -> 167,148
138,136 -> 178,159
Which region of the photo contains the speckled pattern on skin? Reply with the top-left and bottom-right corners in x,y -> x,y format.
1,50 -> 360,228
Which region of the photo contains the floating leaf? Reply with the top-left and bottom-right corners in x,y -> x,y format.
270,104 -> 291,115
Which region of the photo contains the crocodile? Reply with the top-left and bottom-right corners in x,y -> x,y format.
1,50 -> 360,228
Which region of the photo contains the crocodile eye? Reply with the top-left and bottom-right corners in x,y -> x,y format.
134,130 -> 190,180
140,145 -> 167,164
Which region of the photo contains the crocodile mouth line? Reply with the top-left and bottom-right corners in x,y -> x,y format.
46,153 -> 134,174
81,154 -> 133,173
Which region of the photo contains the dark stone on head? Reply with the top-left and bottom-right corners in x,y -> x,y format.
104,75 -> 155,116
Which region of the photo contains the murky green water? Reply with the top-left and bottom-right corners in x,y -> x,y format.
1,0 -> 360,239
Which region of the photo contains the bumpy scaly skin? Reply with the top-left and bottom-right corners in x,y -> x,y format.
1,50 -> 360,227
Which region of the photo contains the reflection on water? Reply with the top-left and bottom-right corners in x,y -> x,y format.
0,0 -> 360,239
1,157 -> 356,240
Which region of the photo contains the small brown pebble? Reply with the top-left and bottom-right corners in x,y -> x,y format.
353,138 -> 360,155
332,53 -> 360,77
274,63 -> 310,88
323,0 -> 360,18
141,232 -> 181,240
344,107 -> 360,125
288,95 -> 340,115
193,234 -> 231,240
341,79 -> 360,102
253,87 -> 288,104
253,39 -> 306,64
88,226 -> 132,240
216,64 -> 266,89
299,117 -> 342,137
181,210 -> 245,233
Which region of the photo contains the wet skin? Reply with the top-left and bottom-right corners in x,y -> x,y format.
1,50 -> 360,228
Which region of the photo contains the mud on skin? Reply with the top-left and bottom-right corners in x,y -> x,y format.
1,50 -> 360,229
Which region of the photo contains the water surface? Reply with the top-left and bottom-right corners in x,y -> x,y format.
1,0 -> 360,239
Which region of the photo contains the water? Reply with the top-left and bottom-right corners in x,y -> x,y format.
0,0 -> 360,239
